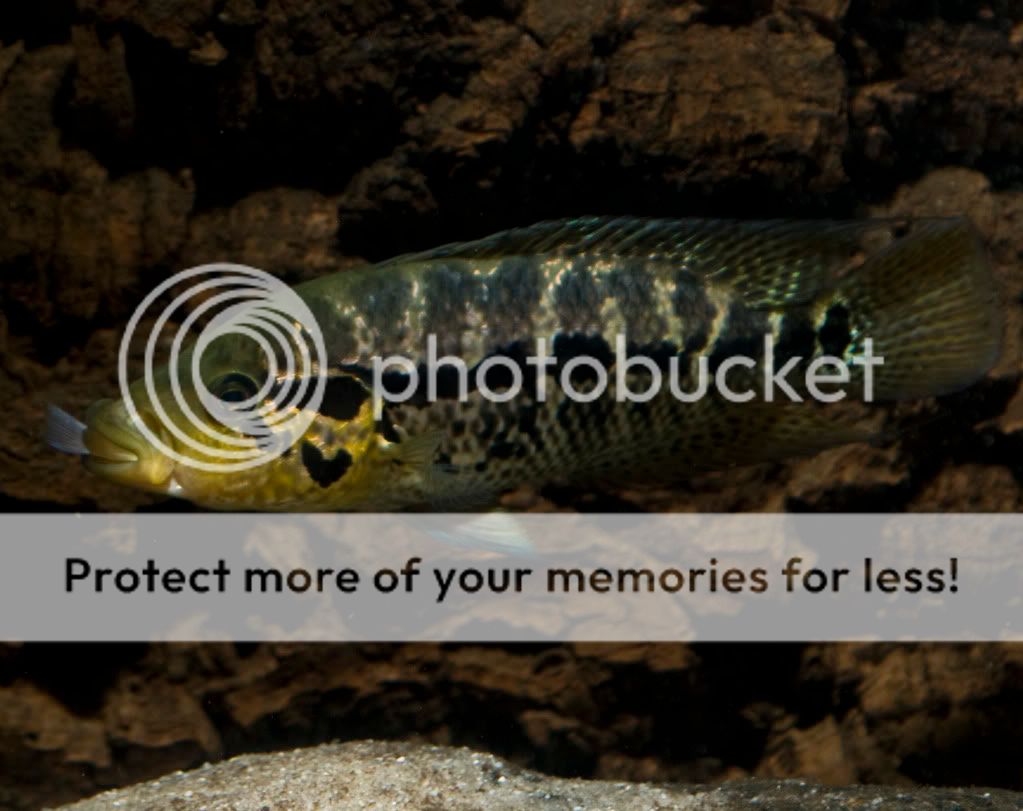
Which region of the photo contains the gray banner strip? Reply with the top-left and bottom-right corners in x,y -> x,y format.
0,514 -> 1018,641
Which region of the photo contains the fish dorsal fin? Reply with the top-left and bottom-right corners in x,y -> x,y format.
389,216 -> 953,309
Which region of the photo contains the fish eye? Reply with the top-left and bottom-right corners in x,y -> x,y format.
211,372 -> 259,404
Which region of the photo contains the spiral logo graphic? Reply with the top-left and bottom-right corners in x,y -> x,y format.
118,263 -> 327,473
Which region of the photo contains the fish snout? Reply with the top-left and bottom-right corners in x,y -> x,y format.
83,399 -> 138,463
82,399 -> 177,491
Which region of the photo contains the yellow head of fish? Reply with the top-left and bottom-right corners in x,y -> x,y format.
46,274 -> 429,511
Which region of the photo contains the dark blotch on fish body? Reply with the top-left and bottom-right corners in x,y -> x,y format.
553,259 -> 603,332
301,442 -> 353,487
375,411 -> 401,442
552,332 -> 613,384
819,304 -> 852,357
422,262 -> 483,338
672,270 -> 717,353
774,313 -> 817,369
487,257 -> 543,340
708,300 -> 768,373
320,375 -> 370,421
489,441 -> 518,460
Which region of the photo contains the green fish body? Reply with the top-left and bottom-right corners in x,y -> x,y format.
50,217 -> 1002,511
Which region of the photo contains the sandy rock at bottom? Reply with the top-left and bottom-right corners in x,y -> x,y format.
51,739 -> 1023,811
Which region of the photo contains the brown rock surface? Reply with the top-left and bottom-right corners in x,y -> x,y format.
2,2 -> 1023,811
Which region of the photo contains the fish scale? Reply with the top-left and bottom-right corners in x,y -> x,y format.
49,217 -> 1002,512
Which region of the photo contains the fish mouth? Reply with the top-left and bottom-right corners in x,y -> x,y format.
69,400 -> 179,493
82,426 -> 140,466
82,399 -> 145,467
82,427 -> 179,495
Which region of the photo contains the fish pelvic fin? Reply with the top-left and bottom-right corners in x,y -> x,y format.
423,512 -> 535,556
834,218 -> 1002,401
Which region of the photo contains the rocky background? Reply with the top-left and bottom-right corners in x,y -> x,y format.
2,0 -> 1023,809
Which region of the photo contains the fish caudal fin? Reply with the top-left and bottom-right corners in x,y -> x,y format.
836,219 -> 1002,401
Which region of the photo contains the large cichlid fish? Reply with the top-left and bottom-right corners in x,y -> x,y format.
47,217 -> 1001,511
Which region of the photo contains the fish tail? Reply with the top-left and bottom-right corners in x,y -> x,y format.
833,219 -> 1002,401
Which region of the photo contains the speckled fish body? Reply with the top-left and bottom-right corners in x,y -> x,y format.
250,216 -> 1000,509
53,217 -> 1002,511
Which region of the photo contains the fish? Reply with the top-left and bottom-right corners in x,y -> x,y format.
47,216 -> 1002,512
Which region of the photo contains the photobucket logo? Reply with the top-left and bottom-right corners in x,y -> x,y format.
371,334 -> 884,417
118,264 -> 327,473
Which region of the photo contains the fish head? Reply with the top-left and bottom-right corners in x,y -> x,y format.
51,330 -> 404,510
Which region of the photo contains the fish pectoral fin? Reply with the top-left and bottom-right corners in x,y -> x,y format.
45,404 -> 89,456
383,431 -> 502,510
385,431 -> 445,469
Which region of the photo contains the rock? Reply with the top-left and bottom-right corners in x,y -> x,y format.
69,25 -> 135,147
76,0 -> 218,50
0,44 -> 71,183
51,740 -> 1023,810
574,16 -> 848,195
182,188 -> 350,283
